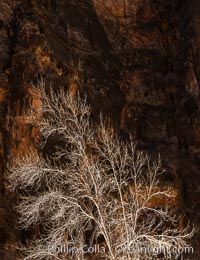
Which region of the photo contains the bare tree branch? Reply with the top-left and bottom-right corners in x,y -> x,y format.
7,86 -> 195,260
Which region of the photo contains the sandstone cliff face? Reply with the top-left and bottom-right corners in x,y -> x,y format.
0,0 -> 200,258
0,1 -> 124,258
94,0 -> 200,257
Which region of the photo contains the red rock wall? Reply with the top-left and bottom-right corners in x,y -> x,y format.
0,1 -> 124,257
94,1 -> 200,256
0,0 -> 200,258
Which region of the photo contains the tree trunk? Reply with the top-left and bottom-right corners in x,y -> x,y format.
0,0 -> 199,258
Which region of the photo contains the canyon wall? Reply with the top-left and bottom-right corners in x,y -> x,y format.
94,1 -> 200,257
0,0 -> 200,258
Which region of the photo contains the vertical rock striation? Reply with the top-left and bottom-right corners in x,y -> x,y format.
0,0 -> 124,258
0,0 -> 200,258
94,0 -> 200,257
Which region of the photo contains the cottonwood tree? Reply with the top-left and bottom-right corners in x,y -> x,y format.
7,86 -> 195,260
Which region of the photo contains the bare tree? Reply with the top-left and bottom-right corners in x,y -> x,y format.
7,86 -> 195,260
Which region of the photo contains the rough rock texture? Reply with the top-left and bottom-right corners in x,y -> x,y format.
0,1 -> 124,258
0,0 -> 200,258
94,0 -> 200,257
